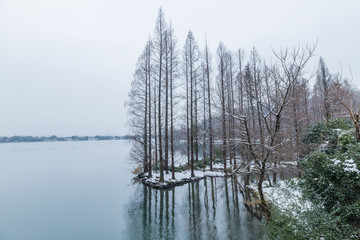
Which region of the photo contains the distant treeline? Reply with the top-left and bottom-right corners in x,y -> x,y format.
0,135 -> 131,143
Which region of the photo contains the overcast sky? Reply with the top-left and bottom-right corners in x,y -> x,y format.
0,0 -> 359,136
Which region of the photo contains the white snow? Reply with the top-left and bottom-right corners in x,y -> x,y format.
280,161 -> 298,167
250,179 -> 313,217
144,169 -> 226,186
343,159 -> 360,173
331,157 -> 360,173
319,141 -> 329,150
174,154 -> 188,167
203,171 -> 226,177
332,158 -> 341,166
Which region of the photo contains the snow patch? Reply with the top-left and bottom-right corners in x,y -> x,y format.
140,169 -> 226,189
331,158 -> 360,173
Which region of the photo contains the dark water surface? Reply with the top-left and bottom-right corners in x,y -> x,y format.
0,141 -> 265,240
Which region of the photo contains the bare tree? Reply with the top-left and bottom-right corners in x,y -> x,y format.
203,40 -> 214,171
183,31 -> 201,177
146,39 -> 153,178
127,43 -> 152,172
216,42 -> 228,174
315,57 -> 333,122
331,77 -> 360,142
167,23 -> 180,179
232,43 -> 316,205
152,8 -> 167,182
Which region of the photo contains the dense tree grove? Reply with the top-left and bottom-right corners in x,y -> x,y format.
126,8 -> 360,204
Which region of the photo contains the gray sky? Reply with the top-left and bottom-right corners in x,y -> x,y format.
0,0 -> 359,136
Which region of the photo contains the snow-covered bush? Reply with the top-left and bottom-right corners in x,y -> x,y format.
301,118 -> 352,154
266,199 -> 358,240
265,180 -> 359,240
301,127 -> 360,224
266,121 -> 360,239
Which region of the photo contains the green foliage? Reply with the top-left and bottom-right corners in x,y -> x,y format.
214,148 -> 223,161
327,118 -> 352,130
194,161 -> 205,169
338,130 -> 357,152
301,118 -> 352,154
301,125 -> 360,224
301,151 -> 360,220
266,203 -> 359,240
301,118 -> 351,144
173,165 -> 186,172
266,206 -> 306,240
267,120 -> 360,239
301,122 -> 328,144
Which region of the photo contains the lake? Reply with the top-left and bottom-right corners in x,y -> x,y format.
0,140 -> 265,240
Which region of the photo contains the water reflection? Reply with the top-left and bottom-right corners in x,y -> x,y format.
125,177 -> 265,240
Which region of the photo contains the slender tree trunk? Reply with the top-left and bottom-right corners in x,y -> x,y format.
184,31 -> 200,178
190,54 -> 195,177
165,33 -> 169,174
220,52 -> 227,174
159,60 -> 164,182
292,85 -> 300,161
202,71 -> 207,168
227,72 -> 232,166
186,61 -> 190,168
148,43 -> 152,178
205,43 -> 213,171
158,39 -> 164,182
230,64 -> 236,168
143,47 -> 149,173
195,75 -> 199,163
170,33 -> 175,180
154,78 -> 158,172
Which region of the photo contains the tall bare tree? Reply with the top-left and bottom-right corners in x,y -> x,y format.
203,40 -> 214,171
152,8 -> 167,182
167,23 -> 180,179
216,42 -> 228,174
183,31 -> 201,177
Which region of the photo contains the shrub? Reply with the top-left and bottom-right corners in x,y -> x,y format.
301,118 -> 352,154
265,179 -> 359,240
266,202 -> 359,240
301,122 -> 328,145
301,129 -> 360,224
267,120 -> 360,239
338,129 -> 357,152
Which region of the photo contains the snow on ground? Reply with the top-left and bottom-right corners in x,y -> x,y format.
212,158 -> 244,169
279,161 -> 298,167
148,169 -> 225,182
142,169 -> 226,188
212,163 -> 224,169
262,179 -> 313,214
249,179 -> 313,216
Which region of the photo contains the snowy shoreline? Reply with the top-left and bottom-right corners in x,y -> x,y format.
135,159 -> 300,189
136,170 -> 227,189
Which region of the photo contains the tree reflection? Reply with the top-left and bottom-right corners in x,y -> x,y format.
126,177 -> 265,239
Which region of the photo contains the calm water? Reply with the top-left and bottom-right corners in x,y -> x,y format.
0,140 -> 265,240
